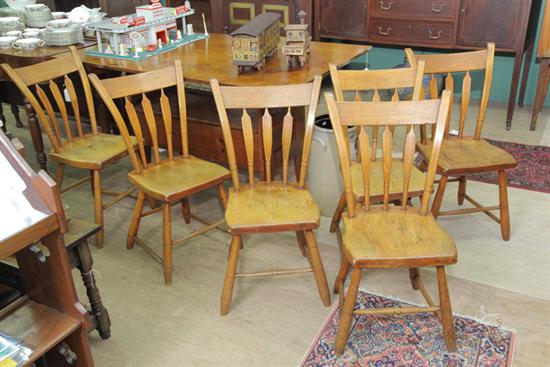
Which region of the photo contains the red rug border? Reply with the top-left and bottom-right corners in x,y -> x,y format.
298,290 -> 517,367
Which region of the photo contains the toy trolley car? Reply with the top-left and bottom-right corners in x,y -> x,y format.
282,23 -> 310,67
230,12 -> 281,73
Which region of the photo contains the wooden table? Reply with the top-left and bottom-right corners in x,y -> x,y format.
81,34 -> 366,178
0,42 -> 94,171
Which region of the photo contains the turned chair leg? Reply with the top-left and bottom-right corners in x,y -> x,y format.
431,174 -> 449,218
218,183 -> 228,210
295,231 -> 308,257
330,193 -> 347,233
457,176 -> 467,205
304,231 -> 330,306
221,235 -> 242,315
127,191 -> 145,249
409,268 -> 421,290
162,203 -> 173,285
335,267 -> 361,356
55,163 -> 65,189
181,197 -> 191,224
436,266 -> 456,352
333,256 -> 350,294
498,170 -> 511,241
91,170 -> 104,248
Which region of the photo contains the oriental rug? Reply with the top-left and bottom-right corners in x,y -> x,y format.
300,291 -> 515,367
467,139 -> 550,194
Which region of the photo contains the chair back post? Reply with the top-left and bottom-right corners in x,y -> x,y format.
69,46 -> 98,134
325,90 -> 452,217
298,75 -> 322,188
88,73 -> 143,173
174,59 -> 189,158
210,77 -> 323,190
475,42 -> 495,139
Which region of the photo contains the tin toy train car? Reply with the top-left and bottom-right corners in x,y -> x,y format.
230,12 -> 281,73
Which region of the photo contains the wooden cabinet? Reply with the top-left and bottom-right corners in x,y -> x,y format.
317,0 -> 367,40
457,0 -> 528,50
210,0 -> 313,34
312,0 -> 542,130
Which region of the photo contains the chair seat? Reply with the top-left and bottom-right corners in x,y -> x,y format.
351,160 -> 426,201
49,133 -> 136,170
128,156 -> 230,202
225,182 -> 320,234
417,137 -> 517,175
341,207 -> 456,268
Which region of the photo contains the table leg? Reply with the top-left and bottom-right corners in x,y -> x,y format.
0,102 -> 6,133
530,59 -> 550,131
24,98 -> 48,171
76,239 -> 111,340
11,104 -> 23,128
518,41 -> 535,108
506,51 -> 524,130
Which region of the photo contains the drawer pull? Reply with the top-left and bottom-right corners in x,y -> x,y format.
378,27 -> 392,36
427,30 -> 443,39
431,2 -> 446,13
378,0 -> 393,10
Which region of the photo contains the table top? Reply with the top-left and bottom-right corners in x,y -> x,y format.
81,33 -> 370,86
0,41 -> 94,68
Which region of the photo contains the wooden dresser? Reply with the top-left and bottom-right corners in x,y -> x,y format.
314,0 -> 542,130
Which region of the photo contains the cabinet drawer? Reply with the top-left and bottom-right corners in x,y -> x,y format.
368,18 -> 455,47
370,0 -> 458,20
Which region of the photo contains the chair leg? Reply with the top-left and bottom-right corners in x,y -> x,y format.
162,203 -> 173,285
457,176 -> 467,206
92,170 -> 104,248
295,231 -> 308,257
127,191 -> 145,249
181,197 -> 191,224
409,268 -> 421,290
55,163 -> 65,189
221,235 -> 242,316
333,256 -> 350,294
304,231 -> 330,306
335,267 -> 361,356
498,170 -> 511,241
218,183 -> 228,210
431,174 -> 449,218
436,266 -> 456,352
330,193 -> 346,233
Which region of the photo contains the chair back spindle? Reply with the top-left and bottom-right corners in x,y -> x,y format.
89,59 -> 189,174
210,77 -> 323,191
329,62 -> 425,160
1,47 -> 98,153
325,90 -> 452,217
405,43 -> 495,141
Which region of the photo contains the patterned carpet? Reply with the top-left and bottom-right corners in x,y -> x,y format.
300,292 -> 515,367
468,139 -> 550,194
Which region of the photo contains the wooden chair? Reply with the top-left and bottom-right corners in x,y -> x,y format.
2,46 -> 136,248
325,90 -> 456,355
210,76 -> 330,315
328,62 -> 427,234
406,43 -> 517,241
90,60 -> 231,285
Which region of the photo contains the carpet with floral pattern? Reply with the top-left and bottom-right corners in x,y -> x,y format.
300,291 -> 515,367
466,139 -> 550,193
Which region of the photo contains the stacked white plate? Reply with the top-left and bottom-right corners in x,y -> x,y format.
24,6 -> 52,28
43,21 -> 83,46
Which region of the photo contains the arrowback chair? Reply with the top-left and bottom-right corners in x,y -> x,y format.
90,61 -> 231,285
325,90 -> 457,355
2,46 -> 136,248
328,62 -> 427,234
405,43 -> 517,240
210,76 -> 330,315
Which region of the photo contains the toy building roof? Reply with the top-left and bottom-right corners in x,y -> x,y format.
230,12 -> 281,37
285,24 -> 308,31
